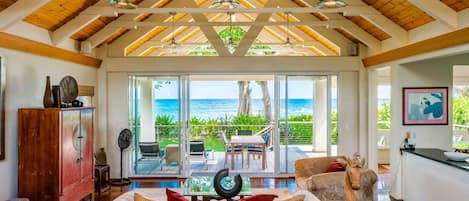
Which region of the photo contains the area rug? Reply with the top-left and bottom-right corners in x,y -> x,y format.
113,188 -> 293,201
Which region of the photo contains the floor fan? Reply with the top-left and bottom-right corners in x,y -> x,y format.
111,128 -> 133,186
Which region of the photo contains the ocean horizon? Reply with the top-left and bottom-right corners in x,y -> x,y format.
148,98 -> 391,120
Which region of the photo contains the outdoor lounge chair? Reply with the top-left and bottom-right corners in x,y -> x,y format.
139,142 -> 164,171
189,140 -> 208,170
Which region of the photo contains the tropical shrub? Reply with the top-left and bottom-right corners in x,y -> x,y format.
190,116 -> 205,137
230,115 -> 266,135
155,114 -> 177,138
453,97 -> 469,126
378,102 -> 391,129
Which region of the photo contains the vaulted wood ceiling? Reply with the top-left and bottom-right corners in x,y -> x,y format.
0,0 -> 468,57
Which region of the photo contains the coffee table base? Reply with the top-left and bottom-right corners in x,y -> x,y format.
190,195 -> 245,201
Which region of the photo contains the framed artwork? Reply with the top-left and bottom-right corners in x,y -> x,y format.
403,87 -> 448,125
0,55 -> 5,160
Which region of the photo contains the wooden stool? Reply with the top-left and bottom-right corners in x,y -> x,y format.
95,165 -> 111,197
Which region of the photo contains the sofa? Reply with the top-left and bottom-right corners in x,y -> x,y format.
295,156 -> 377,201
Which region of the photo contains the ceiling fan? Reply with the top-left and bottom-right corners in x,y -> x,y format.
211,0 -> 240,9
316,0 -> 347,9
162,12 -> 180,53
108,0 -> 137,9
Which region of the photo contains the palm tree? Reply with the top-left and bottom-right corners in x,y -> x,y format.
257,81 -> 272,124
237,81 -> 252,116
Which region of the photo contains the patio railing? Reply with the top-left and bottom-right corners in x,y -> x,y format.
131,121 -> 340,151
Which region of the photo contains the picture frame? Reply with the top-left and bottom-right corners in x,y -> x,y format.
403,87 -> 448,125
0,55 -> 5,160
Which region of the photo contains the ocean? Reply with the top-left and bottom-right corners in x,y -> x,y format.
152,99 -> 390,119
155,99 -> 315,120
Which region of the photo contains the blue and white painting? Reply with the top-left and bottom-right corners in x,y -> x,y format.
404,88 -> 448,125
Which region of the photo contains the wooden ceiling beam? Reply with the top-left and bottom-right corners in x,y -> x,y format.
268,14 -> 335,56
237,11 -> 320,56
362,27 -> 469,67
52,15 -> 101,45
233,0 -> 274,56
84,5 -> 377,15
407,0 -> 458,29
300,0 -> 381,52
85,0 -> 164,48
107,0 -> 188,56
274,0 -> 349,55
186,0 -> 231,56
0,0 -> 49,31
102,20 -> 350,27
50,0 -> 108,45
343,0 -> 408,44
0,32 -> 101,68
129,13 -> 225,56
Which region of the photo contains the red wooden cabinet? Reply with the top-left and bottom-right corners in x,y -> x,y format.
18,108 -> 94,201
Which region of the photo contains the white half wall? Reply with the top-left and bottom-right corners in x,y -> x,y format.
0,47 -> 97,200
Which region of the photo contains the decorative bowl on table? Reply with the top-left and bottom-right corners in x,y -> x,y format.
444,151 -> 469,161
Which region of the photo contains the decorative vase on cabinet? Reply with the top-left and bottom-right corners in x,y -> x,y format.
18,107 -> 94,201
43,76 -> 54,108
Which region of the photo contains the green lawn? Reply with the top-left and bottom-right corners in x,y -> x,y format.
158,137 -> 225,152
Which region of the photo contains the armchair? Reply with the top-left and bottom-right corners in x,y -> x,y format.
294,156 -> 377,201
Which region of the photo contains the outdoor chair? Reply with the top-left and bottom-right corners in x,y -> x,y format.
138,142 -> 164,171
189,140 -> 208,170
222,133 -> 244,169
247,133 -> 270,168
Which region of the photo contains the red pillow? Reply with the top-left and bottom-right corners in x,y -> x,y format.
240,194 -> 278,201
326,161 -> 345,172
166,188 -> 189,201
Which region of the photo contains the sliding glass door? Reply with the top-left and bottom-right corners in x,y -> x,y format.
129,75 -> 188,176
275,74 -> 338,175
128,73 -> 338,176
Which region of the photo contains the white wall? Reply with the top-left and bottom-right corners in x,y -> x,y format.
0,47 -> 97,200
390,58 -> 455,199
106,72 -> 130,178
337,72 -> 360,155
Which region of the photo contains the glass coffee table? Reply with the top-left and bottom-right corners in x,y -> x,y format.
181,176 -> 252,201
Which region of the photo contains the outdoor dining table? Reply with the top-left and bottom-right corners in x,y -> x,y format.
230,135 -> 266,170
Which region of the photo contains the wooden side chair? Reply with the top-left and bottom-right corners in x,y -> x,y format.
247,133 -> 270,168
222,133 -> 244,169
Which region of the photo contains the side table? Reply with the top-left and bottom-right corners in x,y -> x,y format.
95,165 -> 111,197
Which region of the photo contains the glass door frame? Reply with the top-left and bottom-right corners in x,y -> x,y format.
273,73 -> 337,176
128,73 -> 189,177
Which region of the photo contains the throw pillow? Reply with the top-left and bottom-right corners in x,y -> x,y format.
326,160 -> 345,172
134,193 -> 156,201
240,194 -> 278,201
166,188 -> 189,201
281,194 -> 305,201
